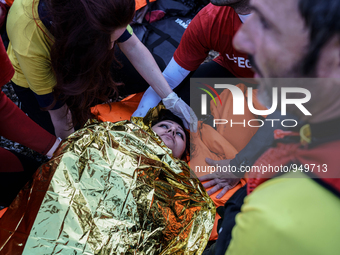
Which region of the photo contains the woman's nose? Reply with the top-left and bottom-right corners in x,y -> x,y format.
167,127 -> 175,135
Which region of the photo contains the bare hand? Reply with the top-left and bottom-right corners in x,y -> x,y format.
198,158 -> 240,199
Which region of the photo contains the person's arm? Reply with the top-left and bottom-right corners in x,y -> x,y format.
0,36 -> 60,157
0,3 -> 7,29
0,90 -> 60,156
11,53 -> 74,139
119,33 -> 172,98
132,57 -> 190,117
119,34 -> 197,131
48,104 -> 74,139
132,6 -> 212,119
200,111 -> 301,195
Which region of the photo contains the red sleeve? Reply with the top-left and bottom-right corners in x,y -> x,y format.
0,91 -> 56,154
0,37 -> 56,155
0,37 -> 14,87
173,5 -> 211,71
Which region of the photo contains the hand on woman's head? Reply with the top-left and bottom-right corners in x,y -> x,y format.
152,120 -> 187,158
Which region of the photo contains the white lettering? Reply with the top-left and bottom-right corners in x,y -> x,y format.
281,88 -> 312,116
213,85 -> 311,117
248,119 -> 264,127
213,119 -> 228,127
214,84 -> 245,115
265,119 -> 280,127
212,118 -> 299,128
230,119 -> 246,127
281,119 -> 298,128
238,57 -> 245,68
225,54 -> 252,69
226,54 -> 234,61
175,18 -> 191,29
247,87 -> 278,115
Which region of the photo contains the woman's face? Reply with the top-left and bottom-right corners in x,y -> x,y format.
110,27 -> 127,49
152,120 -> 186,158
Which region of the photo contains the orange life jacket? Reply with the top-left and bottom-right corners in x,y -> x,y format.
5,0 -> 14,7
135,0 -> 157,10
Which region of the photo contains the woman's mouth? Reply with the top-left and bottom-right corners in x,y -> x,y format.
162,134 -> 174,142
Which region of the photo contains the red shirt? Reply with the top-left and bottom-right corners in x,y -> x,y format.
174,4 -> 254,78
0,37 -> 55,157
0,38 -> 14,86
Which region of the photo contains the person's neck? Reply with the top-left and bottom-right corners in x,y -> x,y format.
230,1 -> 251,15
233,6 -> 251,15
307,110 -> 340,125
309,116 -> 340,139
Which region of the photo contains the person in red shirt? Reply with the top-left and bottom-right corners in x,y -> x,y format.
173,2 -> 253,78
0,37 -> 60,207
0,0 -> 8,29
133,0 -> 253,118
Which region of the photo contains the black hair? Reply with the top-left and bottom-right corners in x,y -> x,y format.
47,0 -> 135,127
151,109 -> 190,159
299,0 -> 340,75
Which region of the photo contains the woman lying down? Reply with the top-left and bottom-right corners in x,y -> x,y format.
0,106 -> 215,255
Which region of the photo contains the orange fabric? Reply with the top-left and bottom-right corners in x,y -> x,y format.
190,123 -> 248,240
135,0 -> 157,10
191,84 -> 265,175
0,208 -> 7,218
203,179 -> 247,240
91,93 -> 144,123
190,84 -> 266,240
5,0 -> 14,7
5,0 -> 147,17
210,84 -> 266,152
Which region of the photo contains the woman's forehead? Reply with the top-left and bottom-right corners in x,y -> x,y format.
158,120 -> 184,132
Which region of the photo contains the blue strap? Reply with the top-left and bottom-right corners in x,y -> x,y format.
33,91 -> 64,110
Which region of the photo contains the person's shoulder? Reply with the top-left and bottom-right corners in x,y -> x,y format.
192,3 -> 237,33
226,173 -> 340,255
7,0 -> 38,37
249,172 -> 340,207
197,3 -> 236,19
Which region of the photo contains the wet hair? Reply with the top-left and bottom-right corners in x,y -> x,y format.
299,0 -> 340,75
151,109 -> 190,159
47,0 -> 135,127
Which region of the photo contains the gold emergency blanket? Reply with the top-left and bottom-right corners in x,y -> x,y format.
0,108 -> 215,254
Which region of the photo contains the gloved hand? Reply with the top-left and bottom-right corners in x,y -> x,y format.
132,87 -> 161,117
46,137 -> 62,159
162,92 -> 198,132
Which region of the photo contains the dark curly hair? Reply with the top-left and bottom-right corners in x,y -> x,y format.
47,0 -> 135,127
299,0 -> 340,75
